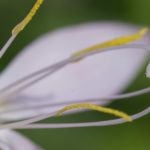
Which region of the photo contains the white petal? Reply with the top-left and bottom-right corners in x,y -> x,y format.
0,22 -> 148,119
146,62 -> 150,78
0,130 -> 42,150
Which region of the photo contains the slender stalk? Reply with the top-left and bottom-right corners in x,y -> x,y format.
16,107 -> 150,129
0,111 -> 57,129
0,35 -> 17,58
0,106 -> 149,129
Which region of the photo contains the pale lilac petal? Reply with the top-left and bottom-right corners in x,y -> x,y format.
146,62 -> 150,78
0,130 -> 42,150
0,22 -> 149,119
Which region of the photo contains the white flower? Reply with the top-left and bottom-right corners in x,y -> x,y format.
0,21 -> 149,136
0,0 -> 150,149
0,21 -> 148,118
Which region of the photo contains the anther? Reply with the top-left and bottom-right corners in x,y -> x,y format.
12,0 -> 44,35
57,104 -> 132,121
71,28 -> 148,62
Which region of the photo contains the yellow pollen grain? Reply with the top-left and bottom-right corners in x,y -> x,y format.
71,28 -> 148,62
12,0 -> 44,35
57,103 -> 132,121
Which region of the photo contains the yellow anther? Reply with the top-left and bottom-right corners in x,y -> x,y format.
71,27 -> 148,62
12,0 -> 44,35
57,104 -> 132,121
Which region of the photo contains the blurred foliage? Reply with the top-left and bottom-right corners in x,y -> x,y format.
0,0 -> 150,149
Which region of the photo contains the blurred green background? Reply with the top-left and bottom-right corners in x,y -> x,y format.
0,0 -> 150,149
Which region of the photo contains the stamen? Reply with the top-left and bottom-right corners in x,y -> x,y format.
12,0 -> 44,35
17,107 -> 150,129
0,0 -> 44,58
71,28 -> 148,62
0,104 -> 130,129
57,104 -> 132,121
1,106 -> 149,129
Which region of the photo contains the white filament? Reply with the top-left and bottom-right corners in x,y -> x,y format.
0,35 -> 17,58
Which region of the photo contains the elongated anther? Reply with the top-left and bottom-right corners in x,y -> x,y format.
71,28 -> 148,62
12,0 -> 44,35
57,104 -> 132,121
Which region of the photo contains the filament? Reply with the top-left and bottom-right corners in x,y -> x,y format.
17,107 -> 150,129
0,35 -> 17,58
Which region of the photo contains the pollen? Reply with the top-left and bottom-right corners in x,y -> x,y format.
12,0 -> 44,35
71,27 -> 148,62
57,103 -> 132,121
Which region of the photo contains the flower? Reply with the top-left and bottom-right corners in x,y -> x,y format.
0,22 -> 149,143
0,0 -> 150,149
0,22 -> 148,119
